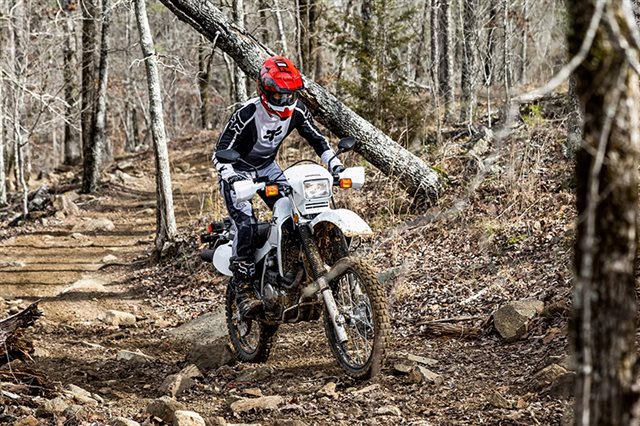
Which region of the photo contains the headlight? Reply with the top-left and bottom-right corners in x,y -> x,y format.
303,179 -> 331,199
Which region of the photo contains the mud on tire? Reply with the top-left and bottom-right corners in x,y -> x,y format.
323,257 -> 390,379
225,281 -> 278,363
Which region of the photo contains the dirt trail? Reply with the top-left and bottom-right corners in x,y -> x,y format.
0,135 -> 569,425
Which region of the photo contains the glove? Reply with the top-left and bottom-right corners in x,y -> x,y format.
332,164 -> 346,174
227,175 -> 245,192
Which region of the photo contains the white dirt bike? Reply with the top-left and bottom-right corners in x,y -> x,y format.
201,137 -> 389,379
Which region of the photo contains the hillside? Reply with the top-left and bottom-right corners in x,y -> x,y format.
0,104 -> 574,425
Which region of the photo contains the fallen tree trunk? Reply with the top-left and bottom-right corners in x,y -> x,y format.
0,302 -> 42,366
158,0 -> 441,205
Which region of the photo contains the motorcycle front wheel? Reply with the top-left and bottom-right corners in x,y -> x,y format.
323,257 -> 390,379
225,281 -> 278,363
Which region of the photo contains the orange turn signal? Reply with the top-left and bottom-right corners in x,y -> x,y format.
339,178 -> 352,189
265,184 -> 279,197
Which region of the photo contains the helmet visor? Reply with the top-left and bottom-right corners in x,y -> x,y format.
266,91 -> 298,107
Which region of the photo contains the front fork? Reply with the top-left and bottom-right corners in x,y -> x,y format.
298,224 -> 349,343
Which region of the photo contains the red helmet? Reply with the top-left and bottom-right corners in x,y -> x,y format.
258,56 -> 304,119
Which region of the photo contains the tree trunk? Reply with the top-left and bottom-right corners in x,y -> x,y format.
429,0 -> 439,93
569,1 -> 640,424
257,0 -> 270,44
0,303 -> 42,366
63,0 -> 81,165
272,0 -> 288,55
124,4 -> 135,152
232,0 -> 248,103
80,0 -> 99,193
437,0 -> 453,121
134,0 -> 178,253
93,0 -> 111,171
158,0 -> 441,204
460,0 -> 477,125
10,0 -> 28,216
0,8 -> 6,206
519,0 -> 529,84
198,37 -> 213,129
359,0 -> 374,98
413,0 -> 429,82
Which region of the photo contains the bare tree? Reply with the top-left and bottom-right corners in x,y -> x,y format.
437,0 -> 453,121
80,0 -> 98,193
569,0 -> 640,424
133,0 -> 178,253
158,0 -> 442,205
0,5 -> 6,206
62,0 -> 81,165
197,36 -> 214,129
460,0 -> 478,125
10,0 -> 28,216
94,0 -> 111,166
232,0 -> 248,103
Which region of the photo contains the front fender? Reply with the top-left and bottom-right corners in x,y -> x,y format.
310,209 -> 373,238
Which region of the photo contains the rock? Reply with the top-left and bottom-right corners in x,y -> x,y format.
319,382 -> 338,399
493,299 -> 544,341
37,396 -> 70,416
376,405 -> 402,416
32,346 -> 50,357
180,364 -> 203,379
242,388 -> 263,397
173,411 -> 206,426
53,194 -> 81,216
186,341 -> 234,371
73,218 -> 115,233
534,363 -> 568,387
352,384 -> 380,395
236,367 -> 271,382
230,396 -> 284,414
63,404 -> 87,420
102,254 -> 119,263
273,420 -> 308,426
159,374 -> 196,398
146,396 -> 186,423
549,372 -> 575,399
393,360 -> 415,374
60,278 -> 107,294
65,384 -> 99,406
345,406 -> 362,418
408,366 -> 443,386
71,233 -> 85,239
14,415 -> 38,426
117,349 -> 154,363
100,310 -> 137,327
485,390 -> 513,409
407,354 -> 438,366
112,418 -> 141,426
168,307 -> 227,344
205,417 -> 227,426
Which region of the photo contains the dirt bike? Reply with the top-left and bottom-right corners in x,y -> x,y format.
201,137 -> 389,379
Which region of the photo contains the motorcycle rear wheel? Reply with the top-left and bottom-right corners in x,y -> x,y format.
226,282 -> 278,363
323,257 -> 389,379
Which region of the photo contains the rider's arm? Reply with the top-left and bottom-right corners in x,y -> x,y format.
213,102 -> 257,181
293,102 -> 343,171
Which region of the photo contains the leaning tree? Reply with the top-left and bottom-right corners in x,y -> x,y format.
157,0 -> 442,207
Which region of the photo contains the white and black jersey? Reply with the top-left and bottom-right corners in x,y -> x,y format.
213,97 -> 339,181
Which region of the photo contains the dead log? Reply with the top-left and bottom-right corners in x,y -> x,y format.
157,0 -> 442,206
0,302 -> 42,366
419,316 -> 486,338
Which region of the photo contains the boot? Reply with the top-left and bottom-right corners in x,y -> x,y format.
234,277 -> 263,318
231,258 -> 262,318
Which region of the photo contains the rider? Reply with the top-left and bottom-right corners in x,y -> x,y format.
214,56 -> 344,318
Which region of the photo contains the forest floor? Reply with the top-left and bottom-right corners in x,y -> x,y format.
1,113 -> 574,425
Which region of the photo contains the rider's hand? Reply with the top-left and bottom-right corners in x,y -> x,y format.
332,164 -> 346,174
227,175 -> 244,188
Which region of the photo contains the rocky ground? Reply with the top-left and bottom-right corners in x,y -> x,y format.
0,116 -> 574,425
